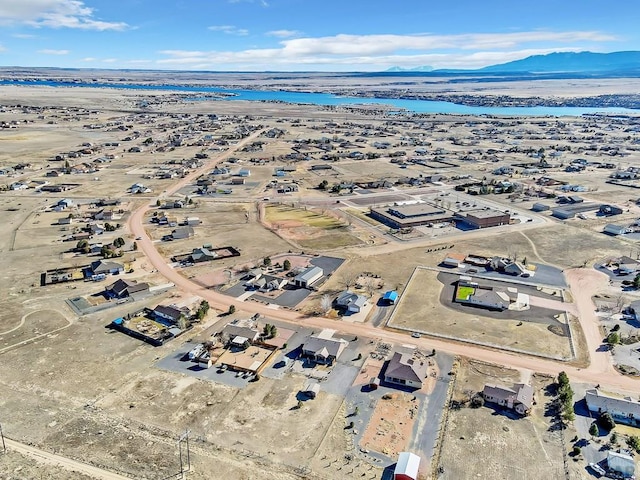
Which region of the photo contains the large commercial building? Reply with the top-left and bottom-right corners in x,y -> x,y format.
462,209 -> 511,229
370,202 -> 510,230
370,203 -> 454,228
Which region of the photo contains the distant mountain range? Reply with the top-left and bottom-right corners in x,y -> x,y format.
385,51 -> 640,76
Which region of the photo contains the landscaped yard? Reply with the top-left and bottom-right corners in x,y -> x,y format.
455,285 -> 475,301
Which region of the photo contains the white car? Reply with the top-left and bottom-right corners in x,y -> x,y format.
411,332 -> 421,338
589,463 -> 606,476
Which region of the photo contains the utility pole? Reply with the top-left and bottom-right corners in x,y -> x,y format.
178,429 -> 191,478
0,423 -> 6,454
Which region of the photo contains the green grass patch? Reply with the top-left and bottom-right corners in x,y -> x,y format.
455,285 -> 476,301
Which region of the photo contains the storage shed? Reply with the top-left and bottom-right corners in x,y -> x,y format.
394,452 -> 420,480
607,451 -> 635,477
382,290 -> 399,304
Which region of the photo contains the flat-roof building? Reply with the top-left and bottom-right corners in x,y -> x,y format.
370,203 -> 454,228
463,209 -> 510,229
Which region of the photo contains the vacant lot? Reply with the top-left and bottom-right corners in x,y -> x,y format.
264,204 -> 363,250
438,361 -> 565,480
390,267 -> 573,359
360,392 -> 419,457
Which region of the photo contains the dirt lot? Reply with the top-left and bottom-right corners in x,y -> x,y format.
264,204 -> 364,251
360,392 -> 419,458
390,267 -> 573,359
438,360 -> 565,480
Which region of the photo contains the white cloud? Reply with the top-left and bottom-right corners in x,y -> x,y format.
0,44 -> 5,52
12,33 -> 37,39
208,25 -> 249,36
0,0 -> 128,31
229,0 -> 269,6
266,29 -> 302,38
81,56 -> 95,61
156,30 -> 618,70
38,48 -> 69,54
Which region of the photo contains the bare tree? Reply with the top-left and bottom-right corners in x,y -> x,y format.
320,294 -> 332,314
365,278 -> 377,298
340,272 -> 359,290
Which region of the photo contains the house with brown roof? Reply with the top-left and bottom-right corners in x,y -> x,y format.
106,279 -> 149,299
482,383 -> 534,416
384,351 -> 429,389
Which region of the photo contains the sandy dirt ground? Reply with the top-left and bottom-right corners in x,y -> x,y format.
3,79 -> 640,479
360,393 -> 420,458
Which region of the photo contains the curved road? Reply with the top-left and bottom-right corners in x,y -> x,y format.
127,133 -> 640,394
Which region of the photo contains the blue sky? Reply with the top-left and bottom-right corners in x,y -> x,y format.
0,0 -> 637,71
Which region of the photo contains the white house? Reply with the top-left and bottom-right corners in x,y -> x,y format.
585,389 -> 640,427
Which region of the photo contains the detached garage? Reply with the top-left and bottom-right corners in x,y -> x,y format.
394,452 -> 420,480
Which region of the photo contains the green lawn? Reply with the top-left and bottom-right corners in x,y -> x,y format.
455,285 -> 475,301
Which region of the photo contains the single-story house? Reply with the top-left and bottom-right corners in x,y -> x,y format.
153,305 -> 186,324
171,227 -> 195,240
616,256 -> 640,275
90,260 -> 124,275
252,274 -> 288,292
384,351 -> 429,389
585,388 -> 640,427
106,279 -> 149,299
504,262 -> 527,276
292,266 -> 324,288
335,290 -> 368,314
603,224 -> 628,236
394,452 -> 421,480
301,331 -> 348,365
189,247 -> 217,263
463,290 -> 509,311
482,383 -> 534,416
222,322 -> 260,345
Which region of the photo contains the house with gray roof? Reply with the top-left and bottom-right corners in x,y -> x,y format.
222,321 -> 260,345
482,383 -> 534,416
301,333 -> 348,365
585,388 -> 640,427
384,351 -> 429,389
189,247 -> 217,263
335,290 -> 368,314
89,260 -> 124,276
170,226 -> 195,240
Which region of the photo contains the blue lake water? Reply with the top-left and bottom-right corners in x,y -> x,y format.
1,79 -> 636,116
